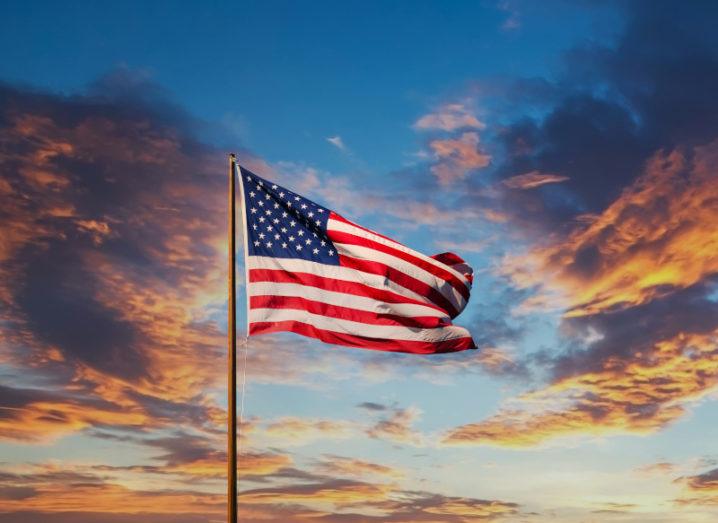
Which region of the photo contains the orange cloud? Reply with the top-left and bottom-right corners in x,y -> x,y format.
444,329 -> 718,447
502,170 -> 569,189
414,103 -> 486,132
263,417 -> 355,444
502,143 -> 718,317
430,132 -> 491,184
316,456 -> 403,479
673,467 -> 718,507
367,406 -> 423,445
240,479 -> 395,507
0,84 -> 235,444
0,464 -> 224,515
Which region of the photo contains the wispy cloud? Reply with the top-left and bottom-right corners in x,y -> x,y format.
414,103 -> 485,132
326,135 -> 347,151
429,132 -> 491,184
502,171 -> 569,190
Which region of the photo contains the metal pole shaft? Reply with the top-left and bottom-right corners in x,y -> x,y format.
227,153 -> 238,523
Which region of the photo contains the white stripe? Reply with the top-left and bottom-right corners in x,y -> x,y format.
249,281 -> 448,320
332,242 -> 467,313
247,256 -> 430,306
328,218 -> 471,289
249,308 -> 471,342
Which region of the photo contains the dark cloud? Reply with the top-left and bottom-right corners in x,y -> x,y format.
356,402 -> 388,412
0,71 -> 231,444
553,280 -> 718,379
440,0 -> 718,447
484,0 -> 718,231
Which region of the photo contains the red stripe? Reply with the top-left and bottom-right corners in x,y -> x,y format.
338,255 -> 460,318
249,268 -> 448,315
330,212 -> 397,243
249,320 -> 477,354
328,230 -> 470,302
250,295 -> 448,329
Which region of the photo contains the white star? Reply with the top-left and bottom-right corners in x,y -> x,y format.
274,234 -> 280,240
290,220 -> 296,227
266,241 -> 272,248
253,240 -> 260,246
305,239 -> 311,245
258,216 -> 265,223
294,196 -> 300,201
258,201 -> 264,207
301,203 -> 307,209
252,224 -> 257,230
308,212 -> 314,217
265,209 -> 272,215
256,184 -> 262,190
266,225 -> 273,231
320,240 -> 326,246
328,250 -> 334,256
296,244 -> 302,250
258,233 -> 265,239
288,236 -> 295,242
313,248 -> 319,254
281,227 -> 288,233
250,207 -> 257,214
249,191 -> 256,198
265,193 -> 271,200
313,232 -> 318,237
271,184 -> 278,189
297,230 -> 304,237
287,202 -> 292,207
246,175 -> 252,181
315,220 -> 321,226
273,203 -> 280,209
258,180 -> 263,186
282,242 -> 287,248
318,209 -> 324,213
272,218 -> 279,224
279,192 -> 285,198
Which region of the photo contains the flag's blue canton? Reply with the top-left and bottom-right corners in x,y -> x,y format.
240,168 -> 340,266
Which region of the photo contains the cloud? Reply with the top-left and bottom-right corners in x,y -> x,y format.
0,384 -> 154,443
678,468 -> 718,492
443,307 -> 718,447
502,171 -> 569,190
433,1 -> 718,451
326,135 -> 347,151
674,467 -> 718,507
501,143 -> 718,318
356,402 -> 388,412
238,480 -> 519,522
635,462 -> 677,476
316,456 -> 403,479
240,479 -> 395,507
367,406 -> 423,446
263,416 -> 356,445
429,132 -> 492,184
498,1 -> 521,31
414,103 -> 486,132
0,74 -> 236,447
0,464 -> 224,516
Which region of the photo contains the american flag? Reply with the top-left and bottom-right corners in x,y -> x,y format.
238,165 -> 476,354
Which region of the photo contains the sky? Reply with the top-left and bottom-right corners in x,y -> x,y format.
1,0 -> 717,522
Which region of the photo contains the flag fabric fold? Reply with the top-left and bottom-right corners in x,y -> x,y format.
238,165 -> 476,354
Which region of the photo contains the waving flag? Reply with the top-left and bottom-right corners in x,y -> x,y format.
238,165 -> 476,354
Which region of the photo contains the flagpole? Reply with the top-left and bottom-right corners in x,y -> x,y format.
227,153 -> 238,523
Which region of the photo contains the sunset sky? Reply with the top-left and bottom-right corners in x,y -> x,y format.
1,1 -> 718,522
